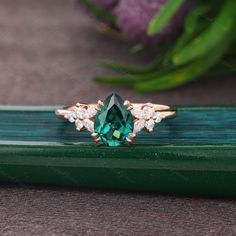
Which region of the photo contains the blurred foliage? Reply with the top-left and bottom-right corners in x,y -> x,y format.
80,0 -> 236,92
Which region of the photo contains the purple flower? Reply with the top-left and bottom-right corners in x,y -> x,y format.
114,0 -> 193,44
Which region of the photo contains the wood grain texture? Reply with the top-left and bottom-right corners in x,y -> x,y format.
0,106 -> 235,196
1,185 -> 236,236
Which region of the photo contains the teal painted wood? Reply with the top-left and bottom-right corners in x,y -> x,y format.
0,106 -> 236,196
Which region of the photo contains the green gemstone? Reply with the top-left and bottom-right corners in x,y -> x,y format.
94,93 -> 134,146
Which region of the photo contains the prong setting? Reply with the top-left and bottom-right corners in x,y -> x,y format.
95,137 -> 101,143
91,133 -> 101,143
126,133 -> 136,143
124,100 -> 133,110
130,133 -> 136,139
96,100 -> 104,111
126,137 -> 132,143
91,132 -> 98,137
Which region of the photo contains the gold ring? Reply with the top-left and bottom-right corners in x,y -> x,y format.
56,93 -> 176,146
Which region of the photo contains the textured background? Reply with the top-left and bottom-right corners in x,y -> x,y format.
0,0 -> 235,105
0,0 -> 236,235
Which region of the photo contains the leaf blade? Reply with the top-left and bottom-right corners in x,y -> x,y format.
173,0 -> 236,65
135,36 -> 232,92
79,0 -> 115,24
148,0 -> 185,36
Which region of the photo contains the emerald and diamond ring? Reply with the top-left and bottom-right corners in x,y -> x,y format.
56,93 -> 176,146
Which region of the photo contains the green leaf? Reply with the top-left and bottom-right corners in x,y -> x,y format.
79,0 -> 115,24
162,4 -> 209,65
99,56 -> 163,75
207,57 -> 236,76
148,0 -> 185,36
94,71 -> 161,85
173,0 -> 236,65
134,61 -> 209,92
135,35 -> 233,92
184,4 -> 210,35
95,63 -> 175,85
131,44 -> 145,54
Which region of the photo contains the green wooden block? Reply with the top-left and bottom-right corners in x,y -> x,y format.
0,106 -> 235,196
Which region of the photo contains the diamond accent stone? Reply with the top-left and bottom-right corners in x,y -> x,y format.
85,106 -> 97,118
65,112 -> 76,123
75,119 -> 83,131
143,106 -> 155,120
131,107 -> 143,119
133,119 -> 145,133
154,112 -> 163,123
75,107 -> 86,119
83,119 -> 94,132
145,119 -> 155,131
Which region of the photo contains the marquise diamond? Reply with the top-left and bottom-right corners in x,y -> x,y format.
133,119 -> 145,133
75,119 -> 83,131
131,108 -> 143,119
145,119 -> 155,131
143,106 -> 155,119
83,119 -> 94,132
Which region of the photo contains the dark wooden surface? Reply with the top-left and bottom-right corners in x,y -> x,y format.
0,0 -> 236,235
0,184 -> 236,236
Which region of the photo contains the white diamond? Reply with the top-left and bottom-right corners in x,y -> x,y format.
154,112 -> 163,123
143,106 -> 155,119
131,108 -> 143,119
133,120 -> 145,133
145,119 -> 155,131
85,106 -> 97,118
75,119 -> 83,131
65,112 -> 76,123
68,117 -> 75,123
74,107 -> 86,119
83,119 -> 94,132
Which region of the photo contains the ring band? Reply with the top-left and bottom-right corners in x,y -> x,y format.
56,93 -> 176,146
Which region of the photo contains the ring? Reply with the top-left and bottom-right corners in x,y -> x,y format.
56,93 -> 176,146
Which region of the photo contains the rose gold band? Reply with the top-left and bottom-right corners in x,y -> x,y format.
56,103 -> 176,119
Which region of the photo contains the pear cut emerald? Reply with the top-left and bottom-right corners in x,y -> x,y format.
94,93 -> 134,146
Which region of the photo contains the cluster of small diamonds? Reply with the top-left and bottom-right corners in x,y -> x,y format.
64,102 -> 163,135
131,104 -> 163,133
64,103 -> 97,133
